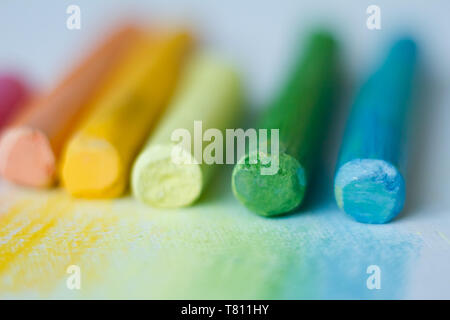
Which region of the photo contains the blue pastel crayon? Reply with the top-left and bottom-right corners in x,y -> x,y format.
334,38 -> 418,224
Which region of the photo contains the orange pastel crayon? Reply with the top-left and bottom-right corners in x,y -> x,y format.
0,25 -> 141,188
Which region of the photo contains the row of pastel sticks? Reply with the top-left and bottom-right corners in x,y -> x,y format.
0,25 -> 241,202
0,25 -> 418,224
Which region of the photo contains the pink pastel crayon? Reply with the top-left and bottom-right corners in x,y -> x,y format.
0,74 -> 29,129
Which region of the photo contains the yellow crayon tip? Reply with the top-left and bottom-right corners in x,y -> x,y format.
61,135 -> 124,198
132,145 -> 202,208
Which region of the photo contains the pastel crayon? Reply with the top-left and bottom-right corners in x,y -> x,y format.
0,26 -> 140,188
334,38 -> 418,224
131,54 -> 242,208
231,31 -> 338,216
0,74 -> 29,129
61,31 -> 193,198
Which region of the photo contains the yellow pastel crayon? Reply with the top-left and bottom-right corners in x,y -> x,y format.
61,31 -> 193,198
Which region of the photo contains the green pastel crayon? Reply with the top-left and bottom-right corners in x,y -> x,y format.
231,31 -> 339,216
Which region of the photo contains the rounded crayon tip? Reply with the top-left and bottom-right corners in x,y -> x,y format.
0,127 -> 55,188
231,151 -> 306,217
334,159 -> 405,224
132,145 -> 203,208
61,135 -> 123,198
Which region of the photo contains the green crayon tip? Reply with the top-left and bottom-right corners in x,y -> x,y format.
232,151 -> 306,216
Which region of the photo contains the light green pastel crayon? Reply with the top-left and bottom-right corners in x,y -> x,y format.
132,53 -> 242,208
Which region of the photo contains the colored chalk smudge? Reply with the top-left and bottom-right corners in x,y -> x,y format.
0,185 -> 421,299
334,38 -> 418,224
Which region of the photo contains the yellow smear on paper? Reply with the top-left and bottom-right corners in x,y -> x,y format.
0,185 -> 301,299
0,193 -> 114,295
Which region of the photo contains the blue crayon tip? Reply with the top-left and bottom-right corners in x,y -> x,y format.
387,37 -> 417,63
334,159 -> 405,224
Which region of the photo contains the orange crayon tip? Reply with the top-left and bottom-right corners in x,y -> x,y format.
0,127 -> 55,187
